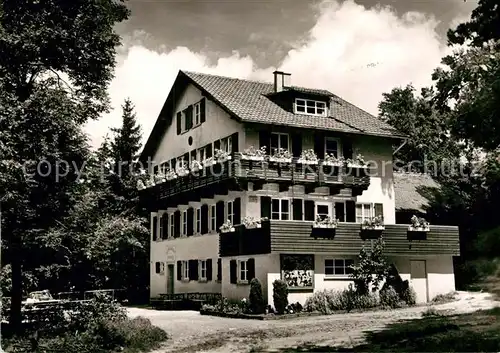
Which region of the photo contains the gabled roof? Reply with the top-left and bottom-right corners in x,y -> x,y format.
394,172 -> 440,213
141,70 -> 405,160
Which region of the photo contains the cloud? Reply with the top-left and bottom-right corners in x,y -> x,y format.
86,0 -> 460,149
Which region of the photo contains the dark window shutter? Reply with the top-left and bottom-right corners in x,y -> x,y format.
216,201 -> 225,229
171,158 -> 176,170
292,133 -> 302,158
174,211 -> 181,237
230,260 -> 237,284
247,258 -> 255,281
206,143 -> 212,158
233,198 -> 241,225
190,150 -> 196,163
185,106 -> 193,130
314,133 -> 325,159
261,196 -> 271,219
374,203 -> 384,219
217,258 -> 222,281
343,138 -> 353,159
176,112 -> 182,135
259,130 -> 271,151
189,260 -> 198,281
201,204 -> 209,234
162,213 -> 169,239
304,200 -> 315,221
335,202 -> 345,222
231,132 -> 239,153
155,262 -> 160,273
152,216 -> 158,241
346,201 -> 356,222
206,259 -> 213,281
214,140 -> 221,151
293,199 -> 303,220
200,98 -> 206,123
187,208 -> 194,236
177,261 -> 182,280
183,152 -> 189,165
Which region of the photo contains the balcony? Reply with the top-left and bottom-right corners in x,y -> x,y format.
141,153 -> 371,208
219,220 -> 460,257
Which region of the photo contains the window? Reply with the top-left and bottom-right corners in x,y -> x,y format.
180,111 -> 188,133
194,102 -> 201,126
158,214 -> 164,240
226,200 -> 234,224
210,204 -> 216,232
325,137 -> 341,158
315,202 -> 330,220
181,260 -> 189,280
239,260 -> 248,282
197,147 -> 205,163
199,260 -> 207,280
325,259 -> 354,276
169,213 -> 175,238
294,98 -> 327,116
182,210 -> 188,235
155,262 -> 165,275
271,199 -> 290,220
356,204 -> 372,223
334,202 -> 346,222
195,207 -> 201,234
270,133 -> 289,155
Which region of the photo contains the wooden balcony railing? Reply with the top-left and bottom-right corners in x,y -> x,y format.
219,220 -> 459,257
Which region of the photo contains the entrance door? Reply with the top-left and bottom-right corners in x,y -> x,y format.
166,264 -> 174,294
315,202 -> 331,220
410,260 -> 428,303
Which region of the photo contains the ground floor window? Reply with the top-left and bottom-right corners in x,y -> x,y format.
280,254 -> 314,288
155,262 -> 165,275
324,259 -> 354,276
181,260 -> 189,280
199,260 -> 207,280
239,260 -> 248,282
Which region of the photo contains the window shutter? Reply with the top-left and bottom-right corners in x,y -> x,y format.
247,258 -> 255,281
176,112 -> 182,135
185,106 -> 193,130
183,152 -> 189,165
152,216 -> 158,241
216,201 -> 225,229
206,143 -> 212,158
230,260 -> 237,284
189,260 -> 198,281
217,258 -> 222,281
293,199 -> 303,220
259,131 -> 271,151
346,201 -> 356,222
314,133 -> 325,159
187,208 -> 194,236
206,259 -> 213,281
231,132 -> 239,153
190,150 -> 196,163
177,261 -> 182,280
174,211 -> 181,238
343,138 -> 353,159
171,158 -> 176,170
200,98 -> 206,123
291,133 -> 302,158
374,203 -> 384,219
214,139 -> 221,151
162,213 -> 169,238
233,198 -> 241,225
201,204 -> 209,234
304,200 -> 315,221
335,202 -> 345,222
260,196 -> 271,219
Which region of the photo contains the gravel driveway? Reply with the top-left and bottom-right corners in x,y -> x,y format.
127,291 -> 499,353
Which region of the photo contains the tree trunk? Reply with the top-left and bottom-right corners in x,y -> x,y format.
10,234 -> 22,334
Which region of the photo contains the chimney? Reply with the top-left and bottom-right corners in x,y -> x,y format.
273,71 -> 291,93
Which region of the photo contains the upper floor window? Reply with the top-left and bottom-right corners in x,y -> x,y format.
210,204 -> 216,232
226,200 -> 234,224
270,133 -> 289,155
197,146 -> 206,163
194,102 -> 202,126
325,137 -> 341,158
272,199 -> 290,220
294,98 -> 327,116
169,213 -> 175,238
195,207 -> 201,234
182,210 -> 188,235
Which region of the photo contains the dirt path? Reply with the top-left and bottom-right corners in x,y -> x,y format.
127,291 -> 499,353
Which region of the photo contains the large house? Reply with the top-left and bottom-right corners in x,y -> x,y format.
139,70 -> 459,306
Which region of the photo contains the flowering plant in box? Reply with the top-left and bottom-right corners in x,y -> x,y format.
176,163 -> 189,177
136,179 -> 146,190
297,149 -> 318,165
154,171 -> 166,184
323,154 -> 344,166
408,215 -> 430,231
346,154 -> 367,168
165,169 -> 177,181
361,216 -> 385,230
269,148 -> 292,163
219,220 -> 235,233
190,160 -> 203,172
242,216 -> 262,229
241,146 -> 266,161
313,216 -> 339,228
145,178 -> 155,188
214,149 -> 231,163
203,156 -> 215,167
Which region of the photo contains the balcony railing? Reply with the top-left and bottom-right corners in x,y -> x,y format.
219,220 -> 459,257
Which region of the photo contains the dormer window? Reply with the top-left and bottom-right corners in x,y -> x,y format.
294,98 -> 327,117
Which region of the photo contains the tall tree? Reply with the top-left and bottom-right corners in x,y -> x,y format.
0,0 -> 129,331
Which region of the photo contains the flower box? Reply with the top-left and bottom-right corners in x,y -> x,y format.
242,155 -> 265,162
203,158 -> 215,167
311,227 -> 336,240
245,223 -> 262,229
360,228 -> 383,240
407,230 -> 427,241
312,224 -> 337,229
220,227 -> 235,233
408,226 -> 430,232
166,173 -> 177,181
269,157 -> 292,163
361,225 -> 385,231
297,159 -> 318,165
177,169 -> 189,177
322,161 -> 343,167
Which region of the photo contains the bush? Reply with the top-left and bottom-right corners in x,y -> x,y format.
201,297 -> 248,315
272,280 -> 288,314
431,291 -> 457,304
249,278 -> 266,314
402,286 -> 417,305
380,286 -> 401,308
285,302 -> 303,314
304,285 -> 379,314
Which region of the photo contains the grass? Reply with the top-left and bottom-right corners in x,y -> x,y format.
281,307 -> 500,352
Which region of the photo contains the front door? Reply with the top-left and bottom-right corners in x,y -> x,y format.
315,202 -> 331,220
166,264 -> 174,294
410,260 -> 428,303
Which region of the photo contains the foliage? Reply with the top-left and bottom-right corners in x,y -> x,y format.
201,297 -> 249,315
324,154 -> 344,165
313,216 -> 338,228
241,146 -> 267,159
303,285 -> 379,314
361,216 -> 384,230
350,238 -> 390,294
381,264 -> 416,306
190,160 -> 203,171
270,148 -> 292,161
285,302 -> 303,314
298,149 -> 318,163
409,215 -> 430,231
431,291 -> 458,304
272,279 -> 289,314
214,149 -> 231,162
249,278 -> 266,314
219,220 -> 234,233
379,286 -> 401,308
242,216 -> 262,228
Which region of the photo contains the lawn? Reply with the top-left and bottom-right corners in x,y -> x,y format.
283,307 -> 500,352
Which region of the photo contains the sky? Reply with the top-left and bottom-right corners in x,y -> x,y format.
85,0 -> 477,149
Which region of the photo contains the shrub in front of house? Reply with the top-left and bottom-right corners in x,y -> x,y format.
380,286 -> 401,308
304,285 -> 379,314
249,278 -> 266,314
272,279 -> 289,314
201,297 -> 249,315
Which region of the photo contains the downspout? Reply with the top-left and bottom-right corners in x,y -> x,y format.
393,138 -> 408,156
